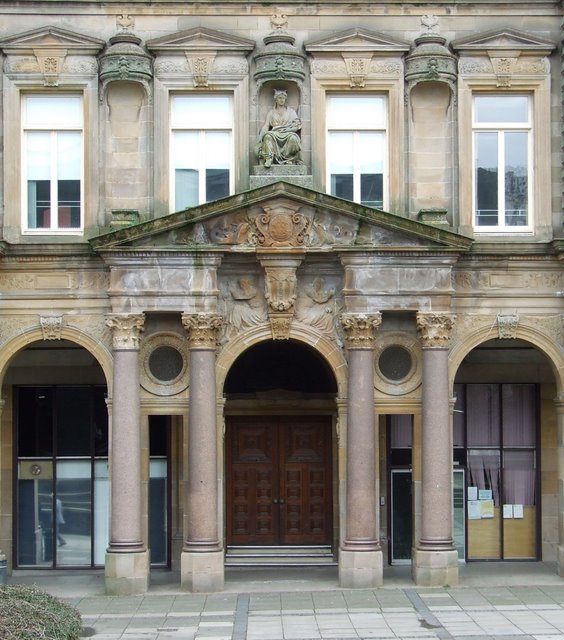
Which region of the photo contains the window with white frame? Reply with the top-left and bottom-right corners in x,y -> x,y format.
473,95 -> 532,231
326,94 -> 387,208
170,95 -> 233,210
23,95 -> 83,231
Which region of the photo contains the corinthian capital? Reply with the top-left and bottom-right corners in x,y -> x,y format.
416,312 -> 456,348
340,312 -> 382,349
106,313 -> 145,349
182,313 -> 224,349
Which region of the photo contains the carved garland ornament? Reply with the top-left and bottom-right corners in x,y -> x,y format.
181,313 -> 224,349
416,312 -> 456,348
106,313 -> 145,349
340,313 -> 382,349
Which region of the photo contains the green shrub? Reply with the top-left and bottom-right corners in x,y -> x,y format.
0,584 -> 82,640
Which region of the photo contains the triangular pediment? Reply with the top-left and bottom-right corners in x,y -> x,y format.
91,183 -> 472,255
0,26 -> 105,54
452,28 -> 555,54
146,27 -> 255,55
304,28 -> 410,54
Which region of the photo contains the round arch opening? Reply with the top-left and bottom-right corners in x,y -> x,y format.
224,339 -> 337,395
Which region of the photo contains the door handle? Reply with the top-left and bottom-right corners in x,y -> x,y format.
279,499 -> 285,505
273,498 -> 279,504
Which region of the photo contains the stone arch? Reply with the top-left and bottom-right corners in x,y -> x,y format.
0,326 -> 113,393
449,321 -> 563,394
216,324 -> 347,399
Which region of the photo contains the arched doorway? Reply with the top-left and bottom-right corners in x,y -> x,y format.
223,340 -> 337,560
453,338 -> 557,562
7,339 -> 108,568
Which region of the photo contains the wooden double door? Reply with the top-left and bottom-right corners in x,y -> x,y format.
226,416 -> 333,545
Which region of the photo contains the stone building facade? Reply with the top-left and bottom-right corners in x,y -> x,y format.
0,0 -> 562,594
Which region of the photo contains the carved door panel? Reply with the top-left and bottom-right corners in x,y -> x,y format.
226,416 -> 332,546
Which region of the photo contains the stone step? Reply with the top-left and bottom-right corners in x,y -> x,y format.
225,545 -> 336,567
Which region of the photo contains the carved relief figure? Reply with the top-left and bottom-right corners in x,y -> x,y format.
222,277 -> 267,339
255,89 -> 302,168
295,277 -> 343,342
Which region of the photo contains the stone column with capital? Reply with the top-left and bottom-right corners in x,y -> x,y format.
339,312 -> 383,588
413,312 -> 459,586
181,312 -> 224,592
555,395 -> 564,577
105,313 -> 149,595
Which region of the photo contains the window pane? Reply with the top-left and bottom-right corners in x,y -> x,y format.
93,460 -> 109,566
18,387 -> 53,457
328,132 -> 353,174
26,132 -> 51,179
56,387 -> 91,456
25,95 -> 82,127
56,461 -> 92,566
504,132 -> 528,226
57,132 -> 81,179
467,384 -> 500,446
502,384 -> 536,446
327,95 -> 386,128
58,180 -> 81,228
171,95 -> 232,128
468,448 -> 501,505
474,96 -> 528,124
205,132 -> 230,169
18,477 -> 53,565
175,169 -> 198,209
206,169 -> 229,201
331,174 -> 353,201
503,450 -> 535,505
172,131 -> 199,169
28,181 -> 51,229
475,132 -> 498,226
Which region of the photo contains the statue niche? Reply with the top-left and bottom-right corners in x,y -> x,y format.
255,88 -> 303,168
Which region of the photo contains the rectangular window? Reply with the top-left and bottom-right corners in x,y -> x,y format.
473,95 -> 531,231
171,95 -> 233,210
23,95 -> 83,232
326,95 -> 387,208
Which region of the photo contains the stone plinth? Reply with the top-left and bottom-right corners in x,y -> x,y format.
250,165 -> 312,189
412,547 -> 459,587
105,550 -> 150,595
339,548 -> 383,588
181,550 -> 224,592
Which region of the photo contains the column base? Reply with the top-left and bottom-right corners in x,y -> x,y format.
338,547 -> 383,588
105,549 -> 150,595
181,549 -> 224,592
557,545 -> 564,577
412,547 -> 459,587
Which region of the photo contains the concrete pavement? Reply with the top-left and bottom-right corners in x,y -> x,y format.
8,563 -> 564,640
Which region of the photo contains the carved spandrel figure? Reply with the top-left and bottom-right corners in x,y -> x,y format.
222,277 -> 267,340
296,277 -> 343,343
255,89 -> 303,168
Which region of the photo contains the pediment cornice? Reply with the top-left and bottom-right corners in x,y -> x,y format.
451,28 -> 555,55
304,28 -> 410,55
0,26 -> 105,55
146,27 -> 255,55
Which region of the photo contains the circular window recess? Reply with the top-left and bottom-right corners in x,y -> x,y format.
374,333 -> 421,396
140,333 -> 188,396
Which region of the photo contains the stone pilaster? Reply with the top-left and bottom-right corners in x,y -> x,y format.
556,394 -> 564,577
413,312 -> 458,587
104,313 -> 149,595
181,313 -> 224,592
339,312 -> 383,588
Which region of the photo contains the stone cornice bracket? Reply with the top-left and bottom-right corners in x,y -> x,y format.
181,313 -> 224,349
340,312 -> 382,350
497,313 -> 519,339
416,312 -> 456,348
106,313 -> 145,350
40,315 -> 63,340
33,47 -> 66,86
259,254 -> 304,340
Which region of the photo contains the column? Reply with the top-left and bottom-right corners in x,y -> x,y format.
413,312 -> 458,586
181,312 -> 224,592
339,312 -> 383,588
556,394 -> 564,576
105,313 -> 149,595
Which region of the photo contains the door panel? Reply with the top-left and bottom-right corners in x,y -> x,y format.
227,416 -> 332,545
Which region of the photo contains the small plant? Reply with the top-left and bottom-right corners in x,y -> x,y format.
0,584 -> 82,640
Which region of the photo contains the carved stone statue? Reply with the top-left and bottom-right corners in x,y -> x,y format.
255,89 -> 303,168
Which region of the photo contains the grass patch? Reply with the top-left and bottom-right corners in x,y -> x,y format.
0,584 -> 82,640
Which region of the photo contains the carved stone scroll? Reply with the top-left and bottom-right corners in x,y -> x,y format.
416,312 -> 456,348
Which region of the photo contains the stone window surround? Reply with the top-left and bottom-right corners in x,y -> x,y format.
309,76 -> 405,213
456,74 -> 552,242
152,78 -> 250,216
